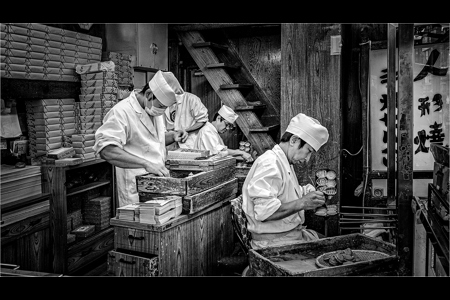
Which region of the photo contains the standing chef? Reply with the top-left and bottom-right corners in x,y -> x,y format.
165,90 -> 209,149
93,71 -> 188,207
242,113 -> 329,249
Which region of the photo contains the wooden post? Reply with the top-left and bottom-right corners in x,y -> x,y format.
396,24 -> 414,276
42,166 -> 68,274
386,24 -> 397,206
360,25 -> 371,208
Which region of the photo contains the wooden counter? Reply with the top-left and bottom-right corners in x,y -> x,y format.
108,196 -> 235,276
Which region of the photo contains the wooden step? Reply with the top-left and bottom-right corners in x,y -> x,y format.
234,104 -> 266,111
220,84 -> 253,90
205,63 -> 240,70
192,42 -> 228,51
249,124 -> 280,133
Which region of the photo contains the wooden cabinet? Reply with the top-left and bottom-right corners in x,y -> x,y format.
1,193 -> 53,273
108,197 -> 235,276
41,159 -> 116,275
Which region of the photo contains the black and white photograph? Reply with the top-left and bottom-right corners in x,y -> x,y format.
0,21 -> 448,278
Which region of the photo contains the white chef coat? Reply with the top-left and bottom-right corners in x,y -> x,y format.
242,144 -> 318,249
193,122 -> 227,155
93,91 -> 167,207
173,92 -> 209,149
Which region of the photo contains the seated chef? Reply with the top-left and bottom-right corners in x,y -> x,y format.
242,113 -> 329,249
192,105 -> 253,163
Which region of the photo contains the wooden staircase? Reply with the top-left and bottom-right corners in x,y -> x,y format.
174,28 -> 280,155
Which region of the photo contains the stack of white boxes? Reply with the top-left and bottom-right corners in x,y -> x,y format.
69,133 -> 97,161
76,61 -> 118,128
25,99 -> 77,159
102,51 -> 134,100
1,23 -> 102,82
73,61 -> 120,161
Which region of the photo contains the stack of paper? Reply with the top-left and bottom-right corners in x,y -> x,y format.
138,195 -> 183,225
116,203 -> 140,222
102,51 -> 134,100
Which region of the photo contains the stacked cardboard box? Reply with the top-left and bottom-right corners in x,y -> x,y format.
76,61 -> 118,130
84,196 -> 111,231
0,23 -> 102,82
69,133 -> 98,161
25,98 -> 77,158
102,51 -> 134,100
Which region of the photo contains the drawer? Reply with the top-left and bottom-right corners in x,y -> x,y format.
114,227 -> 160,255
107,248 -> 158,277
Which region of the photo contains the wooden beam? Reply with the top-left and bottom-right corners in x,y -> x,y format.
205,62 -> 240,70
220,83 -> 253,90
396,23 -> 414,277
234,104 -> 267,111
192,42 -> 228,51
249,124 -> 280,132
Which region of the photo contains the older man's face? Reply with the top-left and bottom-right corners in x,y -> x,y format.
287,137 -> 315,165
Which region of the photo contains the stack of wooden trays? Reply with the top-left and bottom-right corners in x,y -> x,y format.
137,156 -> 238,217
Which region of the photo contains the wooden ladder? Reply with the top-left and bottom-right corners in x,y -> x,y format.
176,30 -> 280,155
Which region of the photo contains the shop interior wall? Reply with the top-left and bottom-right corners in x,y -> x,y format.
281,23 -> 342,237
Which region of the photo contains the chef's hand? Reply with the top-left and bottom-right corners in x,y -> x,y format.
173,129 -> 188,143
143,161 -> 170,177
242,152 -> 254,163
304,183 -> 316,194
301,191 -> 326,210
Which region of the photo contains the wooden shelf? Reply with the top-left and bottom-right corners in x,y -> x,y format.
0,193 -> 51,214
67,227 -> 114,253
66,180 -> 110,197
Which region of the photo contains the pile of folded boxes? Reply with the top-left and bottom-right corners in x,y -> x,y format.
70,61 -> 120,161
25,98 -> 77,161
69,133 -> 97,162
76,60 -> 118,131
102,51 -> 134,100
0,23 -> 101,82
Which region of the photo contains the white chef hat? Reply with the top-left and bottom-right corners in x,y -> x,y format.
286,113 -> 329,151
218,105 -> 239,124
149,71 -> 184,107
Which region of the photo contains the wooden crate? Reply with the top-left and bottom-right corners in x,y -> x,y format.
165,156 -> 235,172
182,178 -> 238,214
137,165 -> 236,197
248,233 -> 398,276
110,197 -> 235,276
107,248 -> 158,277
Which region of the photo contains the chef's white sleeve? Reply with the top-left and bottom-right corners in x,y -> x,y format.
247,161 -> 282,221
93,109 -> 128,155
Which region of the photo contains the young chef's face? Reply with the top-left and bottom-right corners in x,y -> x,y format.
218,116 -> 233,134
287,137 -> 315,165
